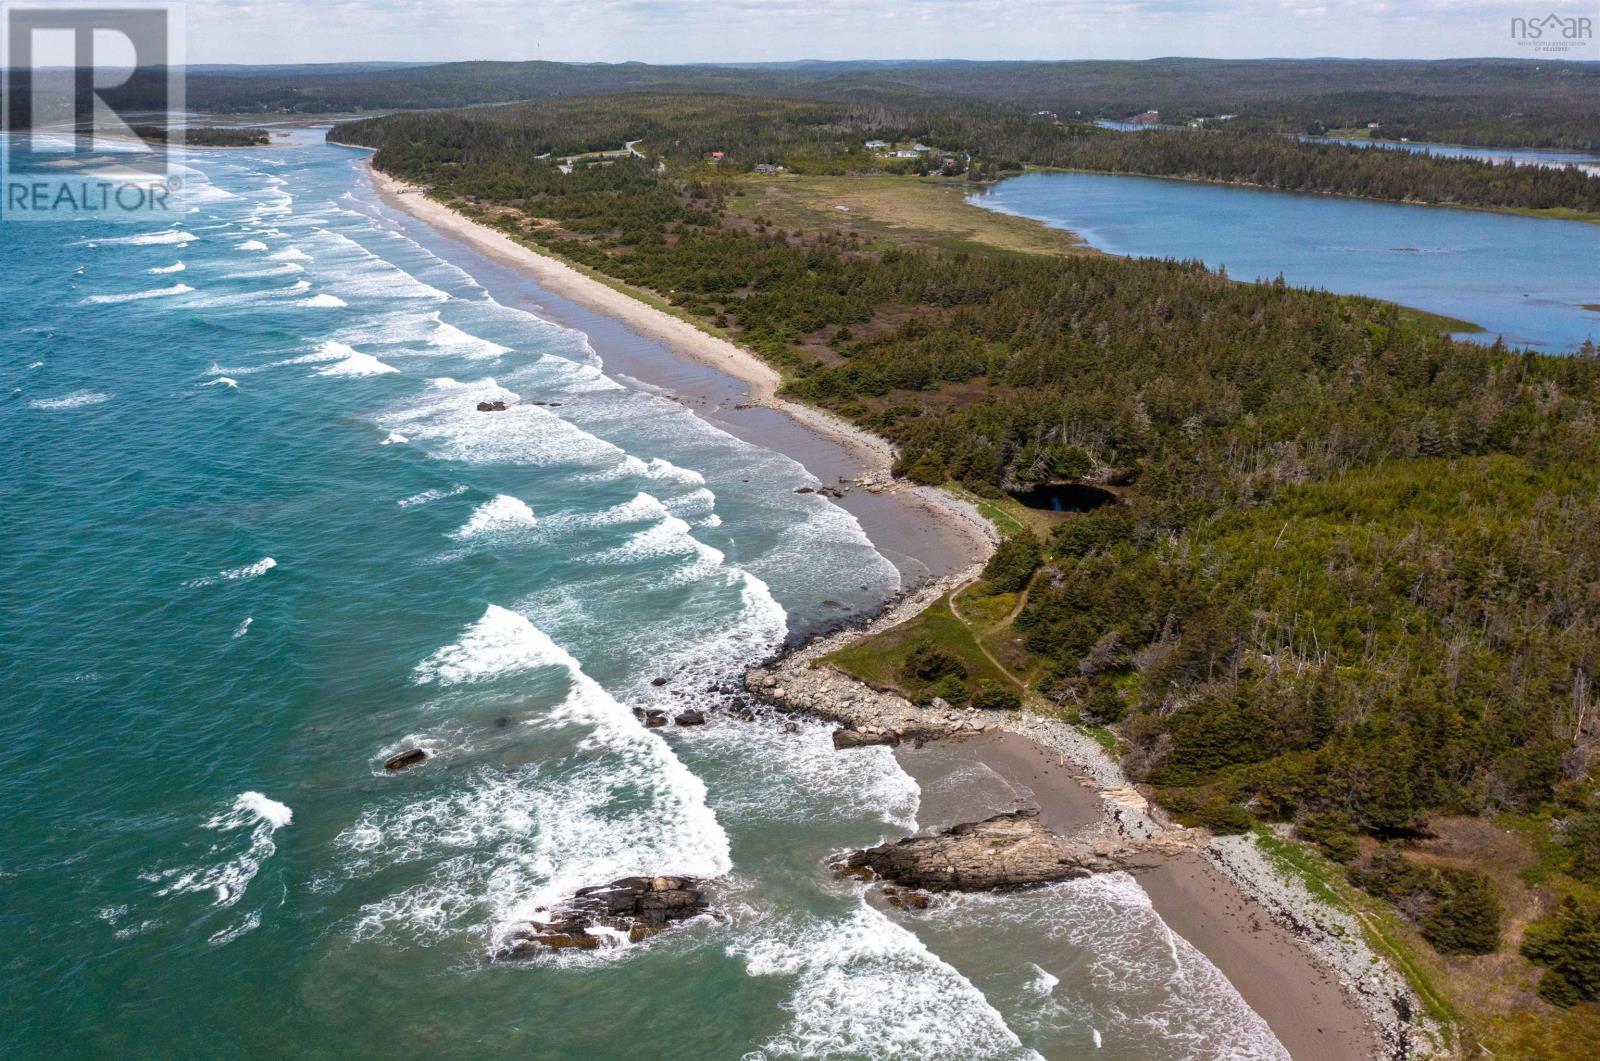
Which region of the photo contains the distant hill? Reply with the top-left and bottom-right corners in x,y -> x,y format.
11,57 -> 1600,148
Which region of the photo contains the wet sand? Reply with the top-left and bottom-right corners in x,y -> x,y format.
1139,853 -> 1380,1060
901,732 -> 1381,1058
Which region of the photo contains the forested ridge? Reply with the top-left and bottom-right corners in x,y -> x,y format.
1040,127 -> 1600,215
338,95 -> 1600,217
335,96 -> 1600,1025
52,56 -> 1600,150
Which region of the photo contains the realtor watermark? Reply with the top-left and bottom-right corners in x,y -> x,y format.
2,2 -> 185,221
1510,10 -> 1595,54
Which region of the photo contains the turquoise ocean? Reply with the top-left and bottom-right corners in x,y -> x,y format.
2,133 -> 1287,1059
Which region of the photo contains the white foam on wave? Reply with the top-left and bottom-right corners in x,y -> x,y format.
381,431 -> 408,445
427,316 -> 511,358
205,360 -> 269,378
694,713 -> 918,831
296,293 -> 347,308
1028,963 -> 1059,996
83,283 -> 193,304
317,350 -> 398,378
28,389 -> 111,410
187,556 -> 276,588
143,791 -> 292,910
338,606 -> 732,947
148,261 -> 185,274
235,239 -> 268,251
578,453 -> 708,488
552,491 -> 671,530
917,876 -> 1290,1060
449,494 -> 538,541
397,484 -> 467,508
233,617 -> 252,638
412,603 -> 552,685
733,901 -> 1035,1060
222,262 -> 304,280
205,376 -> 239,389
593,514 -> 727,586
86,228 -> 196,247
267,246 -> 312,262
381,377 -> 624,470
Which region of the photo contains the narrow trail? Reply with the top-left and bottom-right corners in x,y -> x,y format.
949,575 -> 1036,696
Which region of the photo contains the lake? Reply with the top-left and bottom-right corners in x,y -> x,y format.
970,171 -> 1600,352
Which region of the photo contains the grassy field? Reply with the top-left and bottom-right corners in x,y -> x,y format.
728,173 -> 1095,257
822,592 -> 1016,702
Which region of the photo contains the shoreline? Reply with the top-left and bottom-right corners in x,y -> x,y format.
365,156 -> 1413,1059
367,163 -> 994,587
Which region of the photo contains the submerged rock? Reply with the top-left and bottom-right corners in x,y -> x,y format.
497,876 -> 710,957
383,748 -> 428,771
842,809 -> 1166,891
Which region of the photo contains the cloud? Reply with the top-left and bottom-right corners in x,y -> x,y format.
182,0 -> 1600,63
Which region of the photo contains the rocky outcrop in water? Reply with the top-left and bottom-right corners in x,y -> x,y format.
383,748 -> 428,770
496,875 -> 710,956
842,809 -> 1185,891
832,727 -> 899,750
476,400 -> 507,412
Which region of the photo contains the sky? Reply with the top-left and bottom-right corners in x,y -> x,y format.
180,0 -> 1600,65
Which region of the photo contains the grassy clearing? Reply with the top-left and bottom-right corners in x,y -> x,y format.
822,592 -> 1013,700
942,483 -> 1069,538
1084,725 -> 1118,751
1387,303 -> 1485,335
729,173 -> 1095,258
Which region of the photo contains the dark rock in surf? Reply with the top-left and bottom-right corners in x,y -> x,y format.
651,676 -> 670,687
841,809 -> 1163,891
832,727 -> 899,750
674,709 -> 706,726
496,875 -> 710,957
383,748 -> 428,771
476,400 -> 507,412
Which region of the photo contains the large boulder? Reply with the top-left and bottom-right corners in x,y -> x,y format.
832,727 -> 899,750
842,809 -> 1160,891
497,876 -> 710,957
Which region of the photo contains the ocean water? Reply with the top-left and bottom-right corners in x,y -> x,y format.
972,170 -> 1600,352
2,133 -> 1286,1059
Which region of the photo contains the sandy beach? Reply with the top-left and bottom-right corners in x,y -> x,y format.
366,158 -> 1390,1060
898,734 -> 1382,1060
367,164 -> 991,586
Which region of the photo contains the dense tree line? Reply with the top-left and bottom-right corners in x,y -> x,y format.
334,95 -> 1600,875
1035,127 -> 1600,214
60,57 -> 1600,150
